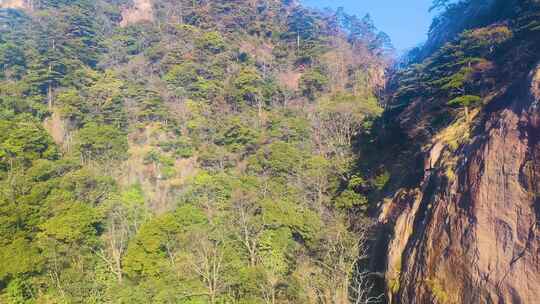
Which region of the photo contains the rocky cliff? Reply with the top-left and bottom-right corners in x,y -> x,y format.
382,64 -> 540,304
377,1 -> 540,303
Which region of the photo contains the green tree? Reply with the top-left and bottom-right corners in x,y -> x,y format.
196,31 -> 226,54
76,123 -> 128,161
0,116 -> 59,170
299,68 -> 328,100
232,67 -> 263,107
448,95 -> 482,121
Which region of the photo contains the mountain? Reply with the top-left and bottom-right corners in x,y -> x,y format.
0,0 -> 390,303
374,0 -> 540,303
2,0 -> 540,303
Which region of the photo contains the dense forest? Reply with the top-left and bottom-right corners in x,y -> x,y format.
0,0 -> 392,303
2,0 -> 540,303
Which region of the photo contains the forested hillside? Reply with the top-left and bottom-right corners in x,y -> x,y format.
0,0 -> 391,303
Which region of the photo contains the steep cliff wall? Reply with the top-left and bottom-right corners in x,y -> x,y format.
383,64 -> 540,304
378,2 -> 540,303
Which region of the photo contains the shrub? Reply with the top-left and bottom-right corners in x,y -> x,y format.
333,189 -> 368,210
373,170 -> 391,191
462,25 -> 513,53
158,138 -> 194,158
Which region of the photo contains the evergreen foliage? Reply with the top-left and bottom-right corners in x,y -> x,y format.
0,0 -> 392,303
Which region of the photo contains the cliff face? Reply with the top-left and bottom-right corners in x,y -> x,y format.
378,2 -> 540,303
382,64 -> 540,304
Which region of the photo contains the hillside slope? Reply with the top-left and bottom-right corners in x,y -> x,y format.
0,0 -> 390,303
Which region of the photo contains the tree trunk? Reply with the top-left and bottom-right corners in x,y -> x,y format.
48,79 -> 53,109
297,33 -> 300,53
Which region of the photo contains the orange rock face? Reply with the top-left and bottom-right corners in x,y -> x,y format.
383,64 -> 540,303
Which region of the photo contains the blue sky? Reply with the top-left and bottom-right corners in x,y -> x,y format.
301,0 -> 435,51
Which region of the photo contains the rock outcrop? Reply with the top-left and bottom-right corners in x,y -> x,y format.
120,0 -> 153,27
376,2 -> 540,302
0,0 -> 32,10
381,60 -> 540,304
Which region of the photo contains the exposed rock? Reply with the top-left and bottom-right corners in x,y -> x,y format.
43,110 -> 70,149
0,0 -> 32,10
382,64 -> 540,303
277,70 -> 302,91
120,0 -> 153,27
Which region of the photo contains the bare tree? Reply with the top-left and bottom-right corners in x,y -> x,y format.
310,219 -> 382,304
260,260 -> 283,304
350,271 -> 384,304
231,189 -> 263,266
94,193 -> 148,284
190,234 -> 226,304
310,101 -> 368,183
94,204 -> 130,283
349,221 -> 383,304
